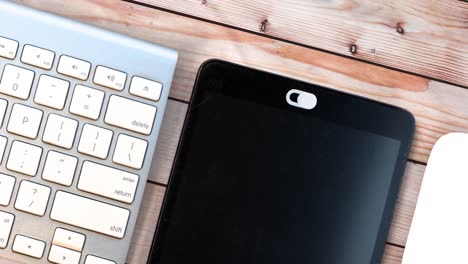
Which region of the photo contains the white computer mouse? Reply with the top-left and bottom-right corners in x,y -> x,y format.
403,133 -> 468,263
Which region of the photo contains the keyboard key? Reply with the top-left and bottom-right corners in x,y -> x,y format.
57,55 -> 91,80
42,151 -> 78,186
0,64 -> 35,99
12,235 -> 45,259
78,124 -> 113,159
93,66 -> 126,91
85,255 -> 115,264
48,245 -> 81,264
7,104 -> 43,139
50,191 -> 130,239
7,141 -> 43,176
15,181 -> 51,216
0,36 -> 18,59
21,45 -> 55,70
0,174 -> 15,206
52,228 -> 85,252
113,134 -> 148,170
0,98 -> 7,127
78,161 -> 139,204
0,136 -> 6,163
0,211 -> 14,249
42,114 -> 78,149
69,85 -> 104,120
105,95 -> 156,135
129,76 -> 162,101
34,75 -> 70,110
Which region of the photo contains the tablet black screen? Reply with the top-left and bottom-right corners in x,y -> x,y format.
151,60 -> 414,264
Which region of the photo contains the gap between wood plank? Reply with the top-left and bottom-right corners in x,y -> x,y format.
386,242 -> 405,249
123,0 -> 468,90
147,179 -> 167,187
407,158 -> 427,166
168,96 -> 189,104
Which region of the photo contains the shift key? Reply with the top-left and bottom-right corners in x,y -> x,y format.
105,95 -> 156,135
50,191 -> 130,239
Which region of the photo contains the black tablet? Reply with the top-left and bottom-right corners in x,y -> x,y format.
149,60 -> 415,264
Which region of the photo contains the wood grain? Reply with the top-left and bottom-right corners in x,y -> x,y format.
6,1 -> 466,263
127,184 -> 165,264
382,244 -> 405,264
387,163 -> 425,246
138,0 -> 468,88
149,101 -> 187,184
15,0 -> 468,165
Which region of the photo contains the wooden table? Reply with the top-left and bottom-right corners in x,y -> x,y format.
5,0 -> 468,263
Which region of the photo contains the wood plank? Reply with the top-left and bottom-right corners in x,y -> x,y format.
149,100 -> 187,184
138,0 -> 468,88
127,184 -> 166,264
387,163 -> 425,246
16,0 -> 468,164
5,1 -> 462,261
382,244 -> 405,264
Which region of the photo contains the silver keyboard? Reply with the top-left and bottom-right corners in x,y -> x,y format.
0,1 -> 178,264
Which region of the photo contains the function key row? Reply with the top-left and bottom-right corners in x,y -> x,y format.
0,63 -> 161,102
0,36 -> 162,101
57,55 -> 91,80
22,45 -> 54,70
0,64 -> 161,111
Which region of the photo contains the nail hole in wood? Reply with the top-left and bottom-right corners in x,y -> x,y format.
260,19 -> 268,32
201,0 -> 207,5
349,44 -> 357,54
396,26 -> 405,34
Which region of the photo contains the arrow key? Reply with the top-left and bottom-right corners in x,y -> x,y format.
52,228 -> 85,252
48,244 -> 81,264
12,235 -> 45,259
93,66 -> 126,91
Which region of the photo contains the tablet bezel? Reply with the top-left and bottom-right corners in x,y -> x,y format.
148,59 -> 415,263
